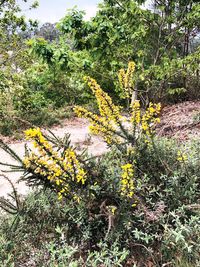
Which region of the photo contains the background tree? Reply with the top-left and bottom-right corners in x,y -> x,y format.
0,0 -> 38,70
36,23 -> 60,41
58,0 -> 200,103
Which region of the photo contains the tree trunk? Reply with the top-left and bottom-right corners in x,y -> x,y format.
131,84 -> 138,106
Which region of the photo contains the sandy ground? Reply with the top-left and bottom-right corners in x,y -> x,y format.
0,118 -> 107,197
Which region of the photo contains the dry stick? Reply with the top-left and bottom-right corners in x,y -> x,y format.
99,200 -> 116,240
105,213 -> 115,239
185,204 -> 200,211
175,121 -> 200,133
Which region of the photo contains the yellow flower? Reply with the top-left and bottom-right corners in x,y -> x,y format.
118,69 -> 126,85
58,192 -> 63,200
177,151 -> 188,162
73,194 -> 81,203
141,102 -> 161,138
23,128 -> 87,200
131,100 -> 141,124
118,61 -> 136,99
24,127 -> 41,139
76,66 -> 161,148
111,206 -> 117,215
74,106 -> 121,145
84,76 -> 121,123
120,163 -> 135,200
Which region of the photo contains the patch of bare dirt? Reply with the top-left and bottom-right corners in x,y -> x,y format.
0,117 -> 89,144
157,101 -> 200,141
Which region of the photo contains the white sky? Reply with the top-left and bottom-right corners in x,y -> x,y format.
18,0 -> 101,23
18,0 -> 152,23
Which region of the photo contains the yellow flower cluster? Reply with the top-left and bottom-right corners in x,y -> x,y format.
84,76 -> 121,123
75,64 -> 161,148
74,106 -> 121,145
118,62 -> 136,98
25,127 -> 53,153
177,151 -> 188,162
130,100 -> 141,125
118,69 -> 126,93
64,149 -> 87,184
141,103 -> 161,138
130,101 -> 161,144
120,163 -> 135,199
23,128 -> 86,200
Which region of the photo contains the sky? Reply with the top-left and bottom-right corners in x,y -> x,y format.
18,0 -> 101,23
18,0 -> 152,24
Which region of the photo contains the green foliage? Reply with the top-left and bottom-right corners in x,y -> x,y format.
58,0 -> 200,102
0,133 -> 199,266
86,241 -> 129,267
0,0 -> 38,70
26,37 -> 94,106
0,1 -> 89,136
0,82 -> 59,135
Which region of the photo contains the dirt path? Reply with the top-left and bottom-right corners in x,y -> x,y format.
0,118 -> 107,197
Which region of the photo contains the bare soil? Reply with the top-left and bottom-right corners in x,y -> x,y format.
157,100 -> 200,141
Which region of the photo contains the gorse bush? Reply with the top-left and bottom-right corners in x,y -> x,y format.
20,62 -> 161,204
0,63 -> 199,266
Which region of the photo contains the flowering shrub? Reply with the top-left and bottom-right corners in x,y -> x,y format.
20,63 -> 161,205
